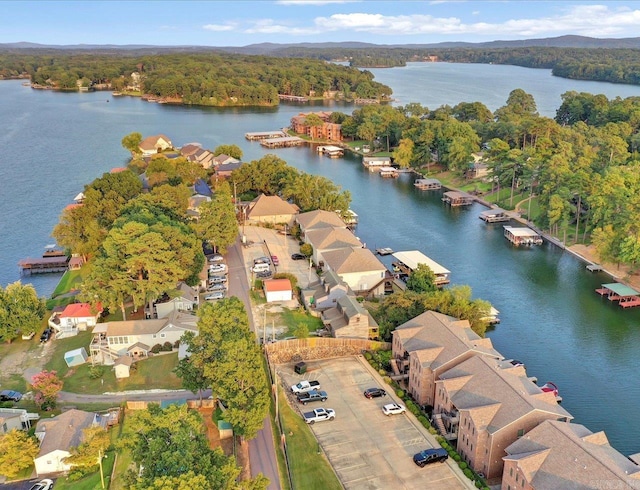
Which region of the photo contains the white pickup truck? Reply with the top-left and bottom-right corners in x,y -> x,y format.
290,380 -> 320,394
303,407 -> 335,424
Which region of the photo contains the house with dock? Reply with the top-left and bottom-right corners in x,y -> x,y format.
503,226 -> 543,246
378,166 -> 399,178
48,302 -> 103,338
392,250 -> 451,286
304,227 -> 364,265
321,247 -> 387,296
442,191 -> 474,207
296,209 -> 348,235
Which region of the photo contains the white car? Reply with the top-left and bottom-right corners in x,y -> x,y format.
204,291 -> 225,301
382,403 -> 406,416
209,264 -> 227,274
207,283 -> 227,292
208,254 -> 224,263
29,480 -> 54,490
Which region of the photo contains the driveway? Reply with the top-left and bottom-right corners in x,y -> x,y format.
278,356 -> 472,490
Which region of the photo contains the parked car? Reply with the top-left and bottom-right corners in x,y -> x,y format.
209,264 -> 227,274
302,407 -> 335,424
412,448 -> 449,467
256,270 -> 273,278
382,403 -> 406,416
208,254 -> 224,263
204,291 -> 225,301
40,327 -> 53,343
296,389 -> 328,405
29,480 -> 54,490
271,255 -> 279,266
208,275 -> 227,284
363,387 -> 387,399
0,390 -> 22,402
207,284 -> 227,292
253,256 -> 270,264
291,253 -> 306,260
251,263 -> 270,273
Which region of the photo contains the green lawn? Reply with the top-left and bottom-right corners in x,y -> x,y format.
278,385 -> 341,490
280,309 -> 323,337
51,269 -> 87,298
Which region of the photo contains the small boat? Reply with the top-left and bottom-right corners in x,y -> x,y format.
540,382 -> 562,402
376,247 -> 394,256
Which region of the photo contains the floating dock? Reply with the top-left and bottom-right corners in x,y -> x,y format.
414,178 -> 442,190
392,250 -> 450,286
376,248 -> 394,256
595,283 -> 640,308
245,131 -> 287,141
379,166 -> 399,178
479,208 -> 510,223
260,136 -> 305,148
317,145 -> 344,158
586,264 -> 603,272
503,226 -> 543,246
19,256 -> 69,275
278,94 -> 308,103
442,191 -> 474,207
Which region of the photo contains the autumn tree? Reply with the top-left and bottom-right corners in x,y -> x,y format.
64,425 -> 111,486
31,370 -> 63,410
0,429 -> 40,478
190,298 -> 270,440
0,282 -> 45,342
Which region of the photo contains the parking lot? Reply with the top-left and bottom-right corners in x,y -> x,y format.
279,356 -> 469,490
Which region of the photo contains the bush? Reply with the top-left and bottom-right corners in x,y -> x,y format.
453,453 -> 462,462
173,339 -> 180,349
463,468 -> 473,479
363,352 -> 372,361
396,389 -> 405,399
475,481 -> 483,488
458,462 -> 468,470
382,376 -> 392,384
440,441 -> 451,451
378,368 -> 386,376
151,343 -> 162,354
417,415 -> 428,427
162,341 -> 173,352
428,426 -> 437,435
89,365 -> 104,379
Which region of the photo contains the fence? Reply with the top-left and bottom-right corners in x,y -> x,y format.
264,337 -> 391,364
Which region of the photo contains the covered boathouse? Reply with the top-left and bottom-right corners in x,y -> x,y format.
414,178 -> 442,190
479,207 -> 510,223
503,226 -> 543,246
442,191 -> 474,207
391,250 -> 450,286
596,283 -> 640,308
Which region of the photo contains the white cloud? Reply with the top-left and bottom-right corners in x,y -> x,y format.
203,23 -> 236,32
244,19 -> 320,35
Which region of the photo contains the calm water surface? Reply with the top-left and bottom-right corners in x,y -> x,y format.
2,63 -> 640,454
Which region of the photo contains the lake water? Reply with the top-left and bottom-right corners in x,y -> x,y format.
2,62 -> 640,454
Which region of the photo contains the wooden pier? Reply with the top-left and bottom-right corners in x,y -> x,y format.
503,226 -> 543,246
595,283 -> 640,308
260,136 -> 305,148
245,131 -> 286,141
19,256 -> 69,275
414,178 -> 442,190
442,191 -> 474,207
479,208 -> 510,223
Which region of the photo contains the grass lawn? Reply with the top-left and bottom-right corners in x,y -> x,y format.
51,269 -> 87,298
278,385 -> 341,490
280,309 -> 323,337
53,448 -> 116,490
110,415 -> 132,490
0,338 -> 41,390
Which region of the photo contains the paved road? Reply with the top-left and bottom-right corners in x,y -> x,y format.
58,388 -> 212,403
226,237 -> 282,490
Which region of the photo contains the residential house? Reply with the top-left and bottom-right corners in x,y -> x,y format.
321,295 -> 378,339
244,194 -> 299,226
34,409 -> 107,476
0,408 -> 39,434
180,143 -> 202,158
391,310 -> 501,408
296,209 -> 348,236
188,194 -> 211,213
308,270 -> 351,310
48,302 -> 103,338
193,178 -> 213,197
502,420 -> 640,490
215,161 -> 243,179
212,154 -> 240,167
139,134 -> 173,156
189,148 -> 216,169
153,282 -> 199,319
90,310 -> 198,365
433,355 -> 573,480
290,112 -> 342,141
321,247 -> 387,295
466,161 -> 489,180
304,226 -> 363,265
264,278 -> 293,303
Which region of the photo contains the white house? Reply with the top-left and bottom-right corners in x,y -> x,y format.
90,310 -> 198,365
0,408 -> 39,434
138,134 -> 173,156
264,278 -> 293,303
309,270 -> 351,310
321,247 -> 387,296
34,409 -> 107,476
48,303 -> 103,338
153,282 -> 199,319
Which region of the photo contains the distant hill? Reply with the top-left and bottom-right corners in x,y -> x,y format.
3,35 -> 640,54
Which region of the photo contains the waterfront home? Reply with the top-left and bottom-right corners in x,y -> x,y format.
0,408 -> 39,434
434,355 -> 573,480
34,409 -> 108,476
391,311 -> 501,408
290,112 -> 342,141
244,194 -> 299,226
263,278 -> 293,303
89,310 -> 198,365
212,154 -> 240,166
296,209 -> 348,235
48,302 -> 103,338
465,162 -> 489,180
320,294 -> 378,339
502,420 -> 640,489
392,250 -> 451,286
306,270 -> 351,310
321,247 -> 387,296
139,134 -> 173,156
189,148 -> 216,169
180,143 -> 202,158
215,160 -> 243,179
304,226 -> 363,265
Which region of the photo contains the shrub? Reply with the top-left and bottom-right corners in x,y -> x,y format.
428,426 -> 437,435
417,415 -> 428,427
162,341 -> 173,352
463,468 -> 474,479
453,453 -> 462,462
475,481 -> 483,488
151,343 -> 162,354
254,279 -> 264,289
89,365 -> 104,379
447,449 -> 456,458
363,352 -> 372,361
395,389 -> 405,399
382,376 -> 392,384
173,339 -> 180,348
458,462 -> 468,470
440,441 -> 451,451
378,369 -> 386,376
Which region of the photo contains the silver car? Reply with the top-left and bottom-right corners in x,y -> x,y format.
204,291 -> 225,301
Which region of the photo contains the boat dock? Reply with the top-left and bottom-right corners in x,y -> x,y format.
362,155 -> 391,170
414,178 -> 442,190
379,166 -> 399,178
586,264 -> 603,272
19,256 -> 69,275
503,226 -> 543,246
245,131 -> 287,141
260,136 -> 305,148
278,94 -> 308,103
595,283 -> 640,308
442,191 -> 474,207
376,248 -> 394,256
343,209 -> 358,227
479,208 -> 511,223
392,250 -> 450,286
317,145 -> 344,158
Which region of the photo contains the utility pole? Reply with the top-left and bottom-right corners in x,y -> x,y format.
98,448 -> 105,489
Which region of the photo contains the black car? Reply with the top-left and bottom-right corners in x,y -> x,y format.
0,389 -> 23,402
291,253 -> 307,260
40,327 -> 53,343
363,387 -> 387,399
256,270 -> 273,278
413,448 -> 448,467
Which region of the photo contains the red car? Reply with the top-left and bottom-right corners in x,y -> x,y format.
271,255 -> 279,266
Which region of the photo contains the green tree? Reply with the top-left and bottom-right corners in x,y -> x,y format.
195,182 -> 238,254
214,144 -> 243,160
122,132 -> 143,154
405,264 -> 437,293
190,298 -> 270,440
0,429 -> 40,478
174,333 -> 209,401
392,138 -> 414,169
0,282 -> 45,343
299,243 -> 313,258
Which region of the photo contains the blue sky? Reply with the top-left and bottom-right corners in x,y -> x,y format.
2,1 -> 640,46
